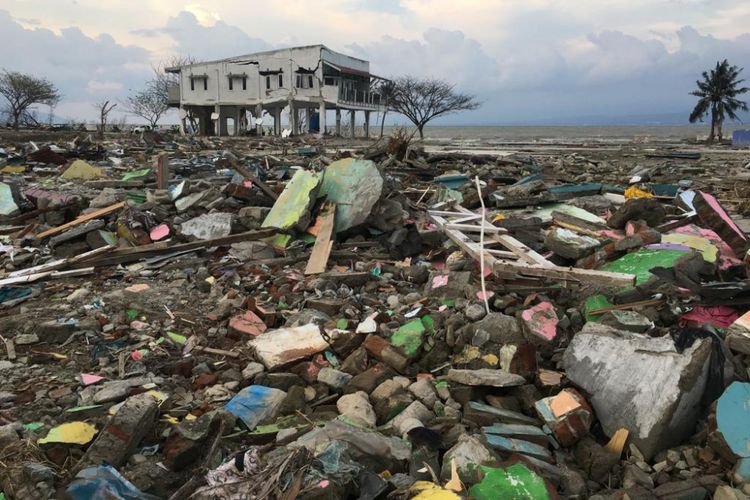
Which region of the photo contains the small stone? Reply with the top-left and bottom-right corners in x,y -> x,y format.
623,463 -> 654,489
66,288 -> 90,303
337,391 -> 376,427
24,463 -> 55,482
372,379 -> 403,402
408,379 -> 438,408
447,368 -> 525,387
393,376 -> 411,389
391,400 -> 433,435
317,368 -> 353,390
666,449 -> 681,464
714,485 -> 749,500
675,460 -> 687,470
14,334 -> 39,345
465,303 -> 487,321
629,443 -> 645,462
652,461 -> 669,473
386,295 -> 400,309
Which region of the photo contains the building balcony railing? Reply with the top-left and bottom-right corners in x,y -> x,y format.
337,87 -> 382,109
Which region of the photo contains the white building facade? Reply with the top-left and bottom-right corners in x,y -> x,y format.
166,45 -> 384,137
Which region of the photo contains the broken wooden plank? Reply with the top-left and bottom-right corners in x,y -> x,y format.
74,229 -> 275,268
0,267 -> 95,287
156,152 -> 170,190
7,245 -> 116,278
192,346 -> 241,358
36,201 -> 127,240
305,204 -> 336,275
428,206 -> 636,288
551,211 -> 609,237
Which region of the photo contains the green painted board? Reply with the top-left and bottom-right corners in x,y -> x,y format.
391,319 -> 426,356
469,464 -> 550,500
262,170 -> 321,230
601,248 -> 687,286
584,294 -> 612,322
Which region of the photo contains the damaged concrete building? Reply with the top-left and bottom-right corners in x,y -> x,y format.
166,45 -> 385,137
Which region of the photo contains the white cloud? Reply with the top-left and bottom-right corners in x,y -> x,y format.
86,80 -> 124,93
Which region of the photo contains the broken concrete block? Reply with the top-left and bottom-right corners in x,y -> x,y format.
262,169 -> 321,231
441,434 -> 496,483
337,391 -> 376,427
180,212 -> 233,240
248,323 -> 328,369
534,388 -> 593,446
174,190 -> 206,212
563,322 -> 713,459
545,227 -> 600,259
76,393 -> 158,471
521,302 -> 559,345
599,310 -> 653,333
391,400 -> 434,435
228,310 -> 267,337
317,367 -> 353,390
425,271 -> 471,298
319,158 -> 383,232
225,385 -> 286,430
607,198 -> 666,229
447,369 -> 526,388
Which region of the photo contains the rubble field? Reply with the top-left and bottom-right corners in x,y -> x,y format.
0,129 -> 750,499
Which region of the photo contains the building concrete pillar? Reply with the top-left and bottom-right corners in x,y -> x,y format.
318,101 -> 326,137
335,108 -> 341,136
214,104 -> 221,136
364,111 -> 370,139
274,108 -> 281,135
235,107 -> 242,136
305,107 -> 312,133
349,110 -> 356,138
255,104 -> 262,136
288,101 -> 296,135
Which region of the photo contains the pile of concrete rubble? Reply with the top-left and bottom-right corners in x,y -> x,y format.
0,131 -> 749,499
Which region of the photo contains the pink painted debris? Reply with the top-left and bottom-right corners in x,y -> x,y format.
521,301 -> 559,342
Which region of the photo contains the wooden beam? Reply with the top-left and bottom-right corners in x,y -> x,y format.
224,160 -> 278,201
36,202 -> 126,240
305,204 -> 336,275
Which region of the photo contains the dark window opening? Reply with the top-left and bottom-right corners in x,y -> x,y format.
324,77 -> 335,86
278,74 -> 283,88
203,79 -> 207,91
228,78 -> 233,90
296,74 -> 303,88
308,75 -> 314,88
190,79 -> 195,91
242,77 -> 247,90
266,76 -> 271,90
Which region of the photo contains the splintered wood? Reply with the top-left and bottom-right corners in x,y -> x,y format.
305,203 -> 336,275
428,205 -> 636,287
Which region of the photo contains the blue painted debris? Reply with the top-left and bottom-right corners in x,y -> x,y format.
434,173 -> 470,189
225,385 -> 286,430
716,381 -> 750,481
66,465 -> 158,500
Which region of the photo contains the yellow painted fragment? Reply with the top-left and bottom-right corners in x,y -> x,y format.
624,186 -> 653,199
409,481 -> 461,499
38,421 -> 97,445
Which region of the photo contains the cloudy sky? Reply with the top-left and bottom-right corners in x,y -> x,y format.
1,0 -> 750,125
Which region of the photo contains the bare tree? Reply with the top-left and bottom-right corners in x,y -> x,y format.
0,70 -> 61,130
390,76 -> 479,139
153,56 -> 197,131
94,100 -> 117,139
377,80 -> 397,138
123,88 -> 169,128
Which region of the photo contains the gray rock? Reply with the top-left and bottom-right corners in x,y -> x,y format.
337,391 -> 376,427
371,379 -> 403,402
563,323 -> 714,460
447,368 -> 526,387
469,312 -> 524,344
317,368 -> 353,390
408,378 -> 438,408
623,463 -> 654,489
391,400 -> 433,435
440,434 -> 496,483
545,227 -> 600,259
714,485 -> 749,500
180,212 -> 233,240
465,303 -> 487,321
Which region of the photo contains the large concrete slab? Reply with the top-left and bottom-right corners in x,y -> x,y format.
562,323 -> 712,459
318,158 -> 383,233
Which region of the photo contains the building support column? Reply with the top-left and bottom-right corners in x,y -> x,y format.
255,104 -> 263,136
305,108 -> 312,133
335,108 -> 341,136
213,104 -> 221,136
349,109 -> 356,139
318,101 -> 326,138
274,108 -> 281,135
364,111 -> 370,139
235,107 -> 242,136
288,101 -> 296,136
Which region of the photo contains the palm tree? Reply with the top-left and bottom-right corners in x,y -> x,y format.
689,59 -> 749,143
